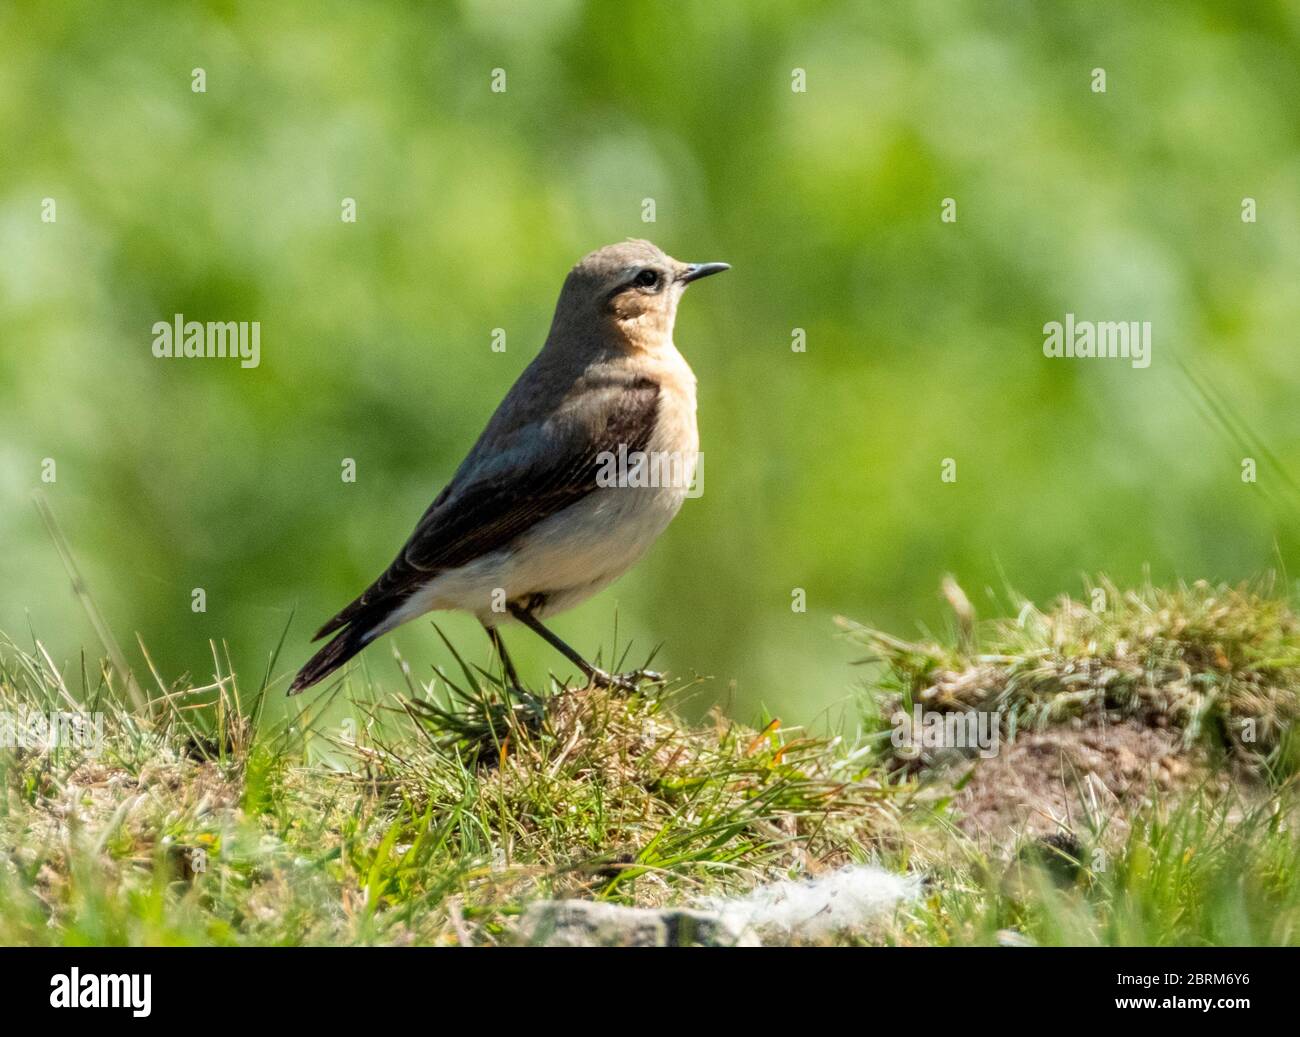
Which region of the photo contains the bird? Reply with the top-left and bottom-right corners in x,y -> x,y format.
288,239 -> 728,695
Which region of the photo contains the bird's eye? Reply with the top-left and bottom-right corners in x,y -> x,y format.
633,268 -> 660,289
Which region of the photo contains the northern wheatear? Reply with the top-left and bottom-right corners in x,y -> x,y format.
289,240 -> 728,694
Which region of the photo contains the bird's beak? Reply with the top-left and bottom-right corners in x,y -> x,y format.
679,262 -> 730,284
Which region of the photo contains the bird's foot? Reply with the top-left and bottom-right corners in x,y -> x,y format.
588,668 -> 665,694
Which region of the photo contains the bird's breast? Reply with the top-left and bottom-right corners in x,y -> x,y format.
642,346 -> 699,464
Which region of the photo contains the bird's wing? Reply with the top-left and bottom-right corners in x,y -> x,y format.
311,376 -> 660,642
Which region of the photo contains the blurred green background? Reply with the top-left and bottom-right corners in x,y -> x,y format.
3,1 -> 1299,726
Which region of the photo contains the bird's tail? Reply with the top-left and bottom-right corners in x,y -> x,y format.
288,624 -> 374,695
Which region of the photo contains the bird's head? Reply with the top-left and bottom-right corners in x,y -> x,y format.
552,239 -> 728,354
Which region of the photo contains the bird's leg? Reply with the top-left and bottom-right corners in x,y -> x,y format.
507,604 -> 661,692
507,604 -> 618,688
483,623 -> 524,693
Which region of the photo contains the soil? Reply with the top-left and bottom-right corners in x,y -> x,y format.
923,715 -> 1246,842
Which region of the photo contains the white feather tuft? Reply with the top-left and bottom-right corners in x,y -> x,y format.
700,864 -> 919,940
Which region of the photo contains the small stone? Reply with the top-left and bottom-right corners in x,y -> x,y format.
514,900 -> 759,947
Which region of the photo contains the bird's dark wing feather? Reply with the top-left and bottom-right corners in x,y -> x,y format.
309,377 -> 660,645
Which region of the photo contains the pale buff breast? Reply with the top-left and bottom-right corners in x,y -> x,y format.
643,344 -> 699,463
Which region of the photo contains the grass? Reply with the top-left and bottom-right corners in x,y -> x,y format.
2,577 -> 1300,946
0,630 -> 896,945
884,789 -> 1300,946
841,576 -> 1300,778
